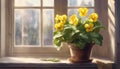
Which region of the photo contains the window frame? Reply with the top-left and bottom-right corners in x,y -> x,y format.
14,0 -> 54,47
4,0 -> 69,57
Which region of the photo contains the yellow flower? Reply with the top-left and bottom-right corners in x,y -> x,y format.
88,19 -> 93,23
62,15 -> 67,21
55,14 -> 59,22
55,14 -> 67,24
86,29 -> 90,32
89,13 -> 98,22
90,28 -> 94,32
58,16 -> 63,21
86,28 -> 94,32
55,14 -> 59,20
55,15 -> 62,22
84,23 -> 94,32
69,14 -> 78,26
89,23 -> 94,28
84,24 -> 90,29
55,23 -> 64,31
61,15 -> 67,24
78,7 -> 88,17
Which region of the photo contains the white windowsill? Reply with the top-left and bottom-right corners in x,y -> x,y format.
92,58 -> 114,64
0,57 -> 70,63
0,57 -> 98,68
0,57 -> 114,64
0,57 -> 114,69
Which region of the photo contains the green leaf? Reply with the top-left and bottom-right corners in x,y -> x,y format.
54,31 -> 58,35
94,21 -> 101,25
76,41 -> 86,49
53,33 -> 62,40
42,58 -> 60,62
89,32 -> 99,38
79,33 -> 89,40
53,38 -> 61,47
92,38 -> 102,46
62,27 -> 75,42
94,25 -> 105,29
71,25 -> 77,30
77,24 -> 85,32
94,21 -> 105,33
94,25 -> 105,32
98,34 -> 103,40
90,32 -> 103,46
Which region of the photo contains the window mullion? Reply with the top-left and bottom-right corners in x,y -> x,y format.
21,12 -> 24,45
55,0 -> 67,15
41,0 -> 43,47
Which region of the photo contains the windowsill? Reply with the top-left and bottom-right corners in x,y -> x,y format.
0,57 -> 114,69
92,58 -> 114,64
0,57 -> 69,63
0,57 -> 114,64
0,57 -> 98,68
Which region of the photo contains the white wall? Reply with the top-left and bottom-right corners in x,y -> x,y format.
91,0 -> 115,62
108,0 -> 115,61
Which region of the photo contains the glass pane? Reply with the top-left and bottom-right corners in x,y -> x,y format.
15,10 -> 22,45
43,9 -> 54,46
43,0 -> 54,7
68,9 -> 94,19
15,0 -> 40,7
68,0 -> 94,7
15,9 -> 40,45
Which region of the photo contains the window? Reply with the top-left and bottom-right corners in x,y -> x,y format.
4,0 -> 96,57
6,0 -> 69,57
67,0 -> 94,17
14,0 -> 54,46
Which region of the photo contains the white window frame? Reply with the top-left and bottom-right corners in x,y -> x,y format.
0,0 -> 69,57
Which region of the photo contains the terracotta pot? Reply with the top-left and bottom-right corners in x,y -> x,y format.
68,43 -> 94,63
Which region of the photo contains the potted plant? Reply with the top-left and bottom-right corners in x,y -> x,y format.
53,8 -> 104,63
